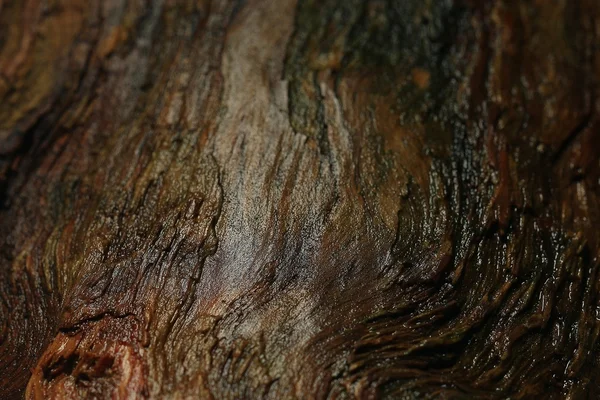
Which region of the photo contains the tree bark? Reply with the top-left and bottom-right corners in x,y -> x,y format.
1,0 -> 599,398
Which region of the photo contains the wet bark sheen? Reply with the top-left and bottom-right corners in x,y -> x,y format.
1,0 -> 599,398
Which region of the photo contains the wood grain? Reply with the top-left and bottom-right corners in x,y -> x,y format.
0,0 -> 599,398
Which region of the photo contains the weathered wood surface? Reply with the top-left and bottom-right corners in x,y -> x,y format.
1,0 -> 599,398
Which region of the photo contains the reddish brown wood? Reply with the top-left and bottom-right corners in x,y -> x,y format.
1,0 -> 599,398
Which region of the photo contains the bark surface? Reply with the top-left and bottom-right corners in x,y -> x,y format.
1,0 -> 599,398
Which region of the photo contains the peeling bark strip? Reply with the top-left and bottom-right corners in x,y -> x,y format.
0,0 -> 599,398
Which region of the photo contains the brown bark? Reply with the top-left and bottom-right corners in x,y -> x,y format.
1,0 -> 599,398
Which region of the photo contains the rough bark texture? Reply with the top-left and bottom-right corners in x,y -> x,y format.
1,0 -> 599,398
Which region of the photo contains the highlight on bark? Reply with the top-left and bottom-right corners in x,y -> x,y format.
1,0 -> 599,398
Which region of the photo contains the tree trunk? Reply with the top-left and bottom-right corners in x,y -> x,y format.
1,0 -> 599,398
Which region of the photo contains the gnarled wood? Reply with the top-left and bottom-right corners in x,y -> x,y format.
1,0 -> 599,398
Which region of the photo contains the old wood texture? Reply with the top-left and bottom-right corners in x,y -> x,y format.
1,0 -> 599,398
